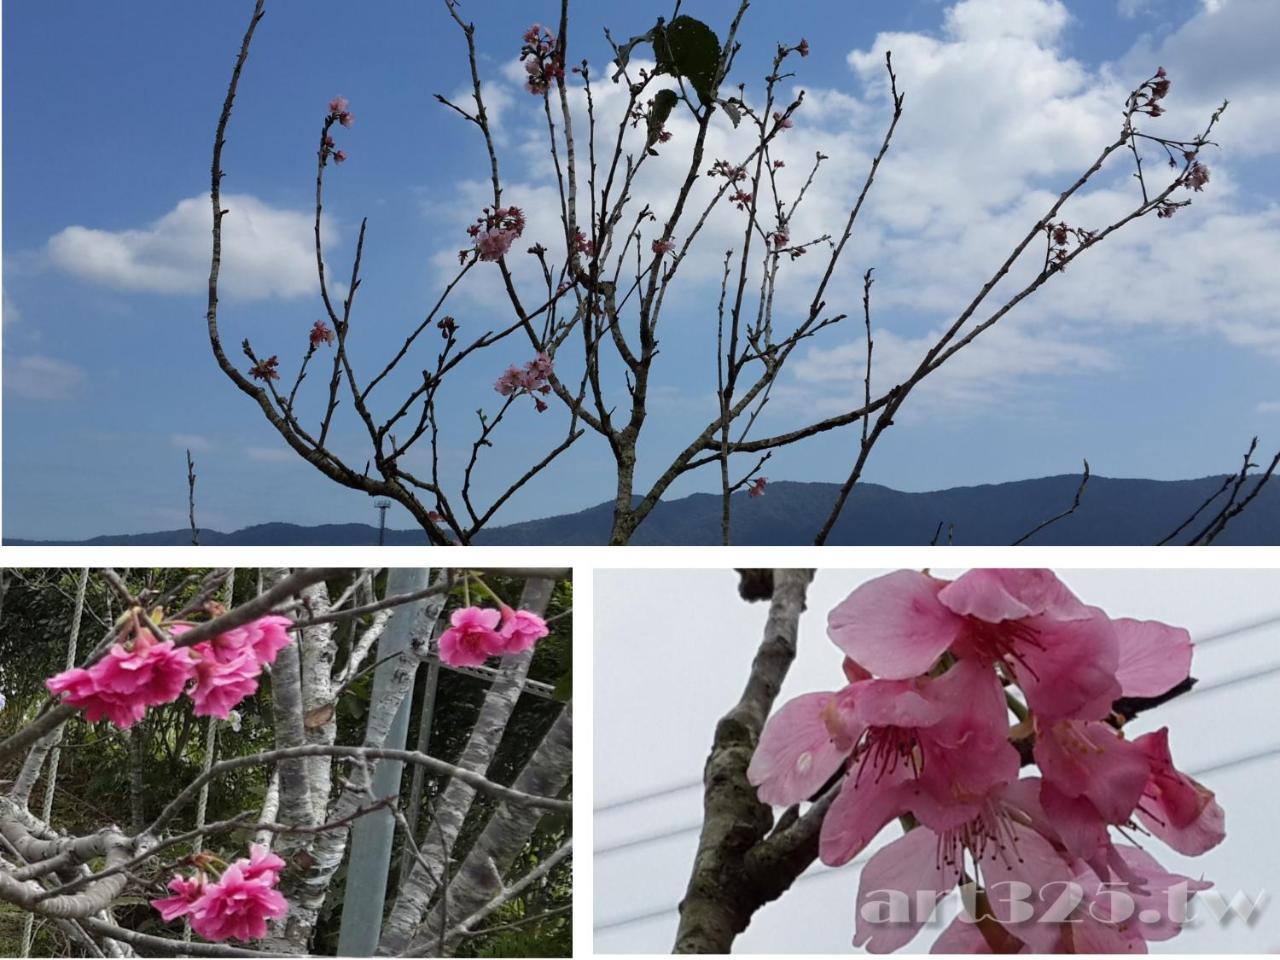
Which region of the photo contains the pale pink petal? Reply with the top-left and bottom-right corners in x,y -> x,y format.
1113,618 -> 1192,697
1010,611 -> 1121,721
1038,782 -> 1110,861
978,821 -> 1073,954
929,915 -> 1001,953
747,692 -> 855,806
1114,845 -> 1211,942
1034,720 -> 1149,823
1133,729 -> 1226,855
847,678 -> 945,730
827,571 -> 959,679
937,569 -> 1090,623
853,826 -> 960,953
819,766 -> 912,866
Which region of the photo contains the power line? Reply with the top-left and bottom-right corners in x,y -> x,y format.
593,617 -> 1280,816
596,668 -> 1278,858
593,743 -> 1280,933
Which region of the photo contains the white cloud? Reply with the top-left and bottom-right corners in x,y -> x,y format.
170,433 -> 212,452
1255,400 -> 1280,414
4,354 -> 87,400
425,0 -> 1280,426
790,323 -> 1115,416
944,0 -> 1070,43
246,445 -> 296,463
47,194 -> 331,300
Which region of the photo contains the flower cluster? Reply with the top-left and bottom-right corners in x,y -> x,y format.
1045,220 -> 1095,272
47,614 -> 293,728
748,569 -> 1224,953
322,97 -> 353,165
520,23 -> 562,96
438,604 -> 550,668
494,351 -> 553,411
248,355 -> 280,382
651,238 -> 676,257
152,844 -> 288,942
309,320 -> 334,348
465,206 -> 526,263
1133,67 -> 1170,118
708,160 -> 748,183
747,476 -> 768,498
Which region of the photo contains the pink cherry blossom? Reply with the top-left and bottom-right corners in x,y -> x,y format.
188,650 -> 262,720
818,660 -> 1019,867
498,606 -> 550,653
493,352 -> 554,410
1133,727 -> 1226,854
151,872 -> 208,922
328,96 -> 349,115
46,629 -> 196,729
236,844 -> 286,884
188,862 -> 289,942
1033,719 -> 1150,824
438,606 -> 505,667
852,787 -> 1072,953
476,227 -> 517,261
826,569 -> 1122,721
1060,846 -> 1211,952
651,238 -> 675,256
1113,617 -> 1192,696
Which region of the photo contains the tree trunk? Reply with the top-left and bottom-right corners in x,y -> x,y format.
412,701 -> 573,955
375,577 -> 554,955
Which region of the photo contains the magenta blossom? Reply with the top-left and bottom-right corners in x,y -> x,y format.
151,872 -> 207,922
188,862 -> 289,942
438,606 -> 505,667
499,606 -> 550,653
237,844 -> 286,885
46,629 -> 195,729
188,650 -> 261,720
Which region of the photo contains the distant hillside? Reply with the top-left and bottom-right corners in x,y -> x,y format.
6,474 -> 1277,546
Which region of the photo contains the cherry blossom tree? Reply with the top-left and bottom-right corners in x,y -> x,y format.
205,2 -> 1272,545
0,567 -> 572,957
675,568 -> 1223,953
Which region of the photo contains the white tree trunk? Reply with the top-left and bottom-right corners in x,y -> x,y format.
375,577 -> 555,955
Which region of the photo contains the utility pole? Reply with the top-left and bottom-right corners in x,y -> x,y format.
374,500 -> 391,545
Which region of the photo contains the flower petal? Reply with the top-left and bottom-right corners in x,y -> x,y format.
827,571 -> 959,679
1114,618 -> 1193,697
747,692 -> 855,806
937,569 -> 1090,623
853,826 -> 959,954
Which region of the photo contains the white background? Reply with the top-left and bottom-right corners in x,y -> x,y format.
593,567 -> 1280,953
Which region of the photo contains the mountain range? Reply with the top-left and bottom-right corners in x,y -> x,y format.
6,473 -> 1276,545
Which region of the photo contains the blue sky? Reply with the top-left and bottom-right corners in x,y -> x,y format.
5,0 -> 1280,538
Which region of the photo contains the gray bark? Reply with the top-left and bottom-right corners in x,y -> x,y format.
673,569 -> 815,953
376,577 -> 555,956
411,701 -> 573,956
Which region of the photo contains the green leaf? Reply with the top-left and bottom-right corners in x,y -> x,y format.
653,16 -> 722,105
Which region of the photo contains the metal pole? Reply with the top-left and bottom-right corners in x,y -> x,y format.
336,568 -> 429,956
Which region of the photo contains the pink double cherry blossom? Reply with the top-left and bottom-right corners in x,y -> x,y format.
748,569 -> 1224,953
47,614 -> 293,728
152,844 -> 288,942
438,604 -> 550,668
